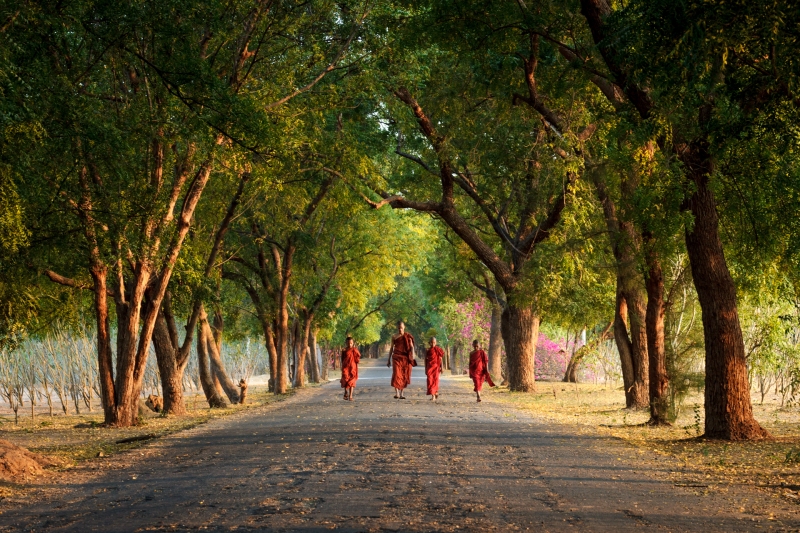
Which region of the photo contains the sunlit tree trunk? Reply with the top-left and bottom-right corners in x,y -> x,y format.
196,322 -> 227,408
682,147 -> 768,439
487,301 -> 504,381
500,301 -> 539,392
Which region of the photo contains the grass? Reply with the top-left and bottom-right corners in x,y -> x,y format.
488,381 -> 800,505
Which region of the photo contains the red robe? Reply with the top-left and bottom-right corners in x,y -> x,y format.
390,332 -> 415,390
469,349 -> 495,392
340,347 -> 361,388
425,346 -> 444,396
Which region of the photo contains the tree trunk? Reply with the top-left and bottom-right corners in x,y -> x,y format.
318,336 -> 329,382
614,286 -> 649,408
614,286 -> 636,399
200,307 -> 240,403
682,153 -> 768,439
487,301 -> 504,381
645,250 -> 669,425
197,323 -> 227,408
293,318 -> 305,388
151,310 -> 186,415
262,319 -> 278,392
275,267 -> 291,393
626,284 -> 650,409
310,328 -> 320,383
89,265 -> 116,423
500,302 -> 538,392
594,172 -> 649,409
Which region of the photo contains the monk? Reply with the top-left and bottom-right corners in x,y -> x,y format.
340,336 -> 361,401
387,320 -> 415,399
468,339 -> 495,402
425,337 -> 444,401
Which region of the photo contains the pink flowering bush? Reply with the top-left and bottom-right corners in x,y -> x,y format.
535,333 -> 583,381
442,299 -> 491,348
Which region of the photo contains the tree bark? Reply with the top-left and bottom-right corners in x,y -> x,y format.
291,318 -> 301,386
500,302 -> 539,392
625,279 -> 649,409
614,286 -> 636,398
263,319 -> 278,392
197,323 -> 227,408
682,147 -> 768,439
151,310 -> 186,415
310,328 -> 320,383
645,249 -> 669,424
594,174 -> 649,408
200,307 -> 240,403
274,244 -> 293,394
89,265 -> 115,422
487,301 -> 504,380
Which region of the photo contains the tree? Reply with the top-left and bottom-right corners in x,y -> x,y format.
576,0 -> 800,438
4,0 -> 368,425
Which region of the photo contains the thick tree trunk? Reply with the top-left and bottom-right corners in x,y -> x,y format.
274,272 -> 291,394
112,268 -> 151,427
594,173 -> 649,409
682,154 -> 768,439
645,251 -> 669,425
262,319 -> 278,392
293,318 -> 306,388
310,328 -> 320,383
197,323 -> 227,408
500,302 -> 539,392
615,288 -> 649,408
200,308 -> 240,403
626,284 -> 649,409
90,265 -> 116,423
487,301 -> 504,381
614,285 -> 636,399
151,311 -> 186,415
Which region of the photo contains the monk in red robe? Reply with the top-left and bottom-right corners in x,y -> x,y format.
425,337 -> 444,401
340,337 -> 361,401
469,339 -> 495,402
387,321 -> 415,399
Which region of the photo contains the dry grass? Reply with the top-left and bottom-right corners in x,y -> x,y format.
488,381 -> 800,505
0,385 -> 293,467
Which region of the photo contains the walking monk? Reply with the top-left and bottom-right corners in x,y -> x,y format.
387,321 -> 415,399
425,337 -> 444,401
340,336 -> 360,401
469,339 -> 495,402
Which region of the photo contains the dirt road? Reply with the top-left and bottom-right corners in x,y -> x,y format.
1,358 -> 796,532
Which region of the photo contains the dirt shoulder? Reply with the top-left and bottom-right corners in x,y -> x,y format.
0,385 -> 293,500
489,382 -> 800,511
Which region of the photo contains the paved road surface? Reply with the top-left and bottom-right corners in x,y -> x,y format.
1,358 -> 796,532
